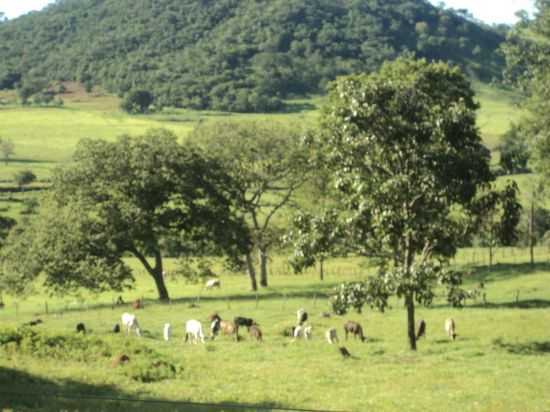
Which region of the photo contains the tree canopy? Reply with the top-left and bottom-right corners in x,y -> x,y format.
317,57 -> 494,350
190,120 -> 310,290
0,129 -> 249,300
0,0 -> 504,112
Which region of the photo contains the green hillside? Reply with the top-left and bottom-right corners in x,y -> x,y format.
0,0 -> 504,112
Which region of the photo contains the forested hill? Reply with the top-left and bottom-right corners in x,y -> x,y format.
0,0 -> 504,112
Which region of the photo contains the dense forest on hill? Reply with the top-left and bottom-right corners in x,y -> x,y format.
0,0 -> 504,112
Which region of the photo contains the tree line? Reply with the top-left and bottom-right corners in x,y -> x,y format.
0,0 -> 504,112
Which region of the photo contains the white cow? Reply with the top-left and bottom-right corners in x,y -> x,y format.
445,318 -> 456,340
185,319 -> 205,344
293,325 -> 312,341
163,323 -> 172,341
325,328 -> 338,344
205,279 -> 221,290
121,313 -> 141,337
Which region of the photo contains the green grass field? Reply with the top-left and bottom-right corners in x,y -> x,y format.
1,249 -> 550,412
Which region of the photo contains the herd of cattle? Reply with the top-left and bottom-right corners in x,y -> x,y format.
107,304 -> 458,357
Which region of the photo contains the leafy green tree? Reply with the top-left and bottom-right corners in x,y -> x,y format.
0,138 -> 14,165
473,181 -> 522,266
0,129 -> 249,300
317,57 -> 494,350
498,123 -> 530,175
14,170 -> 36,191
191,121 -> 310,290
120,89 -> 154,114
284,209 -> 346,280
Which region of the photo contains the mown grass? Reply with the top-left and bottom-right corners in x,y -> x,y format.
1,249 -> 550,412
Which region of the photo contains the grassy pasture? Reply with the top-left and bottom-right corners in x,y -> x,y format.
1,249 -> 550,412
0,82 -> 545,411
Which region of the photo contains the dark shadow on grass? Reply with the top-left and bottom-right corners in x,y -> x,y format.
7,158 -> 53,164
493,338 -> 550,355
464,262 -> 550,284
0,367 -> 302,411
469,299 -> 550,310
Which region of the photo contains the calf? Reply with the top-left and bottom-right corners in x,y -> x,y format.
344,321 -> 366,342
416,319 -> 426,340
76,322 -> 86,334
249,324 -> 263,342
445,318 -> 457,340
325,328 -> 338,344
163,323 -> 171,341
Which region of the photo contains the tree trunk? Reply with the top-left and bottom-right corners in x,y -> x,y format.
405,293 -> 417,351
529,197 -> 535,266
319,257 -> 324,281
259,247 -> 268,287
489,244 -> 493,268
131,247 -> 170,301
246,253 -> 258,291
150,269 -> 170,302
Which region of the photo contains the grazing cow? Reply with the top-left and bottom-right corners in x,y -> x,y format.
132,299 -> 143,310
121,313 -> 141,337
163,323 -> 171,341
344,321 -> 366,342
205,279 -> 221,290
234,316 -> 255,336
325,328 -> 339,344
115,296 -> 125,305
293,325 -> 312,341
76,322 -> 86,334
113,324 -> 121,333
320,312 -> 331,318
209,313 -> 237,340
416,319 -> 426,340
297,308 -> 308,326
445,318 -> 457,340
27,319 -> 43,327
249,324 -> 263,342
185,320 -> 205,344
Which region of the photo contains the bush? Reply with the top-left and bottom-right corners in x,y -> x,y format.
0,328 -> 181,382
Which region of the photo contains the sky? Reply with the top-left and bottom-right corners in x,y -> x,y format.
0,0 -> 537,24
429,0 -> 535,24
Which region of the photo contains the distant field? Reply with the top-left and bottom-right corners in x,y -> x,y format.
0,249 -> 549,412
